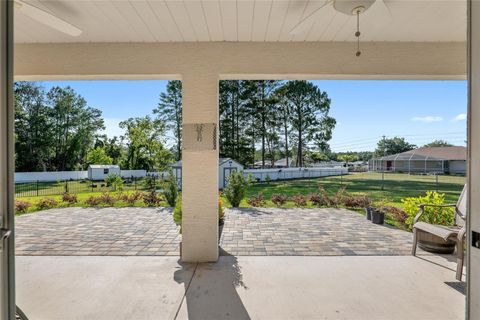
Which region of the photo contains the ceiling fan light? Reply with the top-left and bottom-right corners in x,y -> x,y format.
333,0 -> 375,15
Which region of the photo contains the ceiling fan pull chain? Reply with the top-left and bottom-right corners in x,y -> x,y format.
355,10 -> 361,57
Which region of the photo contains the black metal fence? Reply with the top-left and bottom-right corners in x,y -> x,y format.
15,176 -> 164,198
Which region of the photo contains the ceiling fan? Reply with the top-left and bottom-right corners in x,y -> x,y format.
290,0 -> 392,56
14,0 -> 82,37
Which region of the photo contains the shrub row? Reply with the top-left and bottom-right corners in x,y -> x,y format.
14,191 -> 165,213
246,187 -> 372,209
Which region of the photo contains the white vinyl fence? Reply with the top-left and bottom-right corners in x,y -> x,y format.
15,171 -> 88,183
243,167 -> 347,182
15,170 -> 148,183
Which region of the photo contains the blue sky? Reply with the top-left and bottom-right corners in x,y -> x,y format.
39,79 -> 467,152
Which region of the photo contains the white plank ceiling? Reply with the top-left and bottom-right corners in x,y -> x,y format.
14,0 -> 467,43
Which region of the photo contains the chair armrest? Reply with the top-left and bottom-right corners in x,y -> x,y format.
419,204 -> 456,208
413,204 -> 456,225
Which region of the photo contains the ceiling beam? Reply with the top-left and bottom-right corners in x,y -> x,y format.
15,42 -> 466,80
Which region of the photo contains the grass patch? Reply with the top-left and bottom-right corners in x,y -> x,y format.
244,172 -> 465,208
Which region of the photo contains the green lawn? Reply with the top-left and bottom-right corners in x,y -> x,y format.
242,172 -> 466,208
15,178 -> 157,198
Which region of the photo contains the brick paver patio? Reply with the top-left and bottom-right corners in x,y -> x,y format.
15,207 -> 425,256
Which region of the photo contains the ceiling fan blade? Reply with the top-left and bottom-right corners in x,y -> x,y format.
289,0 -> 334,35
15,0 -> 82,37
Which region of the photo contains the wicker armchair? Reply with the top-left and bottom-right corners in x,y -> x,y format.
411,185 -> 467,281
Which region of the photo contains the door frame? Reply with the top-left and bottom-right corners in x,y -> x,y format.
0,0 -> 16,318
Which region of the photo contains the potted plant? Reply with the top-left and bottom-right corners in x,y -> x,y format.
364,206 -> 372,220
370,206 -> 386,224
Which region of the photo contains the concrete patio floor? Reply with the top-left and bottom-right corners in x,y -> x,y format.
16,255 -> 465,320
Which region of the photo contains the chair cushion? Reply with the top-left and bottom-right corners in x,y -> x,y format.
413,222 -> 460,241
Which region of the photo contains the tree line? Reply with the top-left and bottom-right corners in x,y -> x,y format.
14,82 -> 173,172
16,80 -> 450,173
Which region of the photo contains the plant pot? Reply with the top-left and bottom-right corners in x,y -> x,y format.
417,229 -> 456,254
365,207 -> 372,220
371,209 -> 385,224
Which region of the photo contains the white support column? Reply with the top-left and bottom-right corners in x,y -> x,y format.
0,0 -> 16,318
181,73 -> 219,262
468,0 -> 480,318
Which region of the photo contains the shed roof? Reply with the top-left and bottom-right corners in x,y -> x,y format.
88,165 -> 120,169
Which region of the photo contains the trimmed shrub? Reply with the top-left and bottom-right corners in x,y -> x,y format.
143,191 -> 162,207
105,173 -> 124,191
218,199 -> 225,222
332,187 -> 348,207
291,194 -> 308,207
119,191 -> 144,205
308,193 -> 325,206
62,193 -> 78,204
402,191 -> 454,229
224,171 -> 251,207
271,193 -> 288,207
383,205 -> 408,223
173,199 -> 182,231
15,200 -> 32,213
247,193 -> 266,207
86,196 -> 101,207
173,198 -> 225,233
343,193 -> 371,208
99,193 -> 116,206
162,174 -> 178,207
318,187 -> 334,206
37,198 -> 58,210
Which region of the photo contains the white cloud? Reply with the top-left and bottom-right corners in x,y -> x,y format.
411,116 -> 443,123
452,113 -> 467,122
100,118 -> 125,138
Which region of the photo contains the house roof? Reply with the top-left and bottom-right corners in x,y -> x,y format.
374,146 -> 466,161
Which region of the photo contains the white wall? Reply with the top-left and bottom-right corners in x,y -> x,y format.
15,169 -> 149,182
243,167 -> 348,182
449,160 -> 467,174
120,170 -> 147,178
15,171 -> 88,183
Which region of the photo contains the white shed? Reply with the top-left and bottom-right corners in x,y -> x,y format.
171,158 -> 243,189
87,165 -> 121,181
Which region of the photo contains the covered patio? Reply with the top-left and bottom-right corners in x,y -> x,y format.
16,255 -> 465,319
1,0 -> 480,319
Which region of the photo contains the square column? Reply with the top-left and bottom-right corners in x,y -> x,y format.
181,73 -> 219,262
468,0 -> 480,317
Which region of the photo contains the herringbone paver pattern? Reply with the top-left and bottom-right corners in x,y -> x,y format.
15,207 -> 425,256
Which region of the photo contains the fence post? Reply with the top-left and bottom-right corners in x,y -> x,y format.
65,180 -> 68,194
381,171 -> 385,191
36,180 -> 39,197
436,174 -> 439,193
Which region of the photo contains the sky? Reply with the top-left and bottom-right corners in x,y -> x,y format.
39,79 -> 467,153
